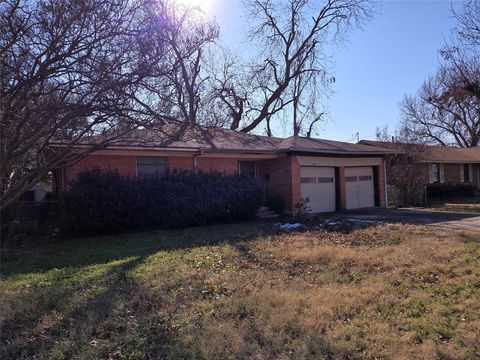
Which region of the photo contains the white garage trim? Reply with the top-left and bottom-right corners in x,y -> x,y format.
300,166 -> 336,213
345,166 -> 375,210
297,156 -> 383,167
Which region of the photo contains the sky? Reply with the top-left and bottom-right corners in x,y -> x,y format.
202,0 -> 458,142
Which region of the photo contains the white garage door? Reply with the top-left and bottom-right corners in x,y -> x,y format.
300,166 -> 336,213
345,167 -> 375,210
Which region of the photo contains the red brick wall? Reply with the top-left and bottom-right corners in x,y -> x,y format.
59,154 -> 251,191
444,163 -> 461,184
290,156 -> 301,210
64,155 -> 137,187
378,161 -> 386,207
258,155 -> 300,212
196,157 -> 239,175
169,157 -> 194,172
338,167 -> 346,210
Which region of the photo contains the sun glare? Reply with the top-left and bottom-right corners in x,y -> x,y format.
175,0 -> 213,12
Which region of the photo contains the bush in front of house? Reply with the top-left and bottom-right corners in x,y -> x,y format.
266,187 -> 285,213
426,183 -> 476,199
62,168 -> 263,234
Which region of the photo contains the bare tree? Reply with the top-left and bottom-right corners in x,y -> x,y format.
400,1 -> 480,148
0,0 -> 215,209
376,127 -> 431,205
291,71 -> 327,137
212,0 -> 371,135
452,0 -> 480,47
160,2 -> 219,124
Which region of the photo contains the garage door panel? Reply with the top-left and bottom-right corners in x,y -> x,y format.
345,167 -> 375,210
300,167 -> 336,213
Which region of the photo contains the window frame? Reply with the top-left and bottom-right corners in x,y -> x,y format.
238,160 -> 257,178
431,163 -> 440,183
463,163 -> 471,183
136,156 -> 168,177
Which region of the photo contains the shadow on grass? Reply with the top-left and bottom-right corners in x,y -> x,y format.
1,255 -> 202,359
3,221 -> 327,360
1,222 -> 278,278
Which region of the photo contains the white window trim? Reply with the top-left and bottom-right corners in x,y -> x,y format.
460,163 -> 473,183
429,163 -> 441,183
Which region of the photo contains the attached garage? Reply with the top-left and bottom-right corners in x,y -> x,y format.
300,166 -> 337,212
295,154 -> 387,213
345,166 -> 375,209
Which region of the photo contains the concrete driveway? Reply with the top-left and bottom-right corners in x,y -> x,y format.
339,208 -> 480,232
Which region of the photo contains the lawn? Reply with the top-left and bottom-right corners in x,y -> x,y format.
427,198 -> 480,214
1,222 -> 480,359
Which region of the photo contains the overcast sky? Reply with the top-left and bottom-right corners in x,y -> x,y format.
206,0 -> 457,141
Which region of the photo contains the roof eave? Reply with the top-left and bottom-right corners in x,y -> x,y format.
418,159 -> 480,164
284,148 -> 396,156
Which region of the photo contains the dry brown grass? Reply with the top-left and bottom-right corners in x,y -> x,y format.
2,223 -> 480,359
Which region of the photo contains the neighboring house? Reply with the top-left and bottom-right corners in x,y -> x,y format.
359,140 -> 480,191
54,127 -> 396,213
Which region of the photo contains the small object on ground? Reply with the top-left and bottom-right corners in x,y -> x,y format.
277,223 -> 303,230
324,219 -> 340,226
346,218 -> 383,224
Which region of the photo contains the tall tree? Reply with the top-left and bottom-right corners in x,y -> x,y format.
400,1 -> 480,148
212,0 -> 371,136
159,1 -> 219,124
0,0 -> 215,208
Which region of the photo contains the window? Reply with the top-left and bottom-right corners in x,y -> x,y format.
239,161 -> 256,177
317,177 -> 334,183
359,175 -> 372,181
431,163 -> 440,183
345,176 -> 357,182
301,177 -> 317,183
463,164 -> 471,182
137,156 -> 167,177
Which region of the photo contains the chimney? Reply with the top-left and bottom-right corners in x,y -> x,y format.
391,136 -> 395,142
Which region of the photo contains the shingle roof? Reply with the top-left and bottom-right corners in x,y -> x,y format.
108,126 -> 283,152
100,126 -> 396,155
279,136 -> 396,155
359,140 -> 480,163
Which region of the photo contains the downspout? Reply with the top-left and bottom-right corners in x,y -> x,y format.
193,149 -> 203,174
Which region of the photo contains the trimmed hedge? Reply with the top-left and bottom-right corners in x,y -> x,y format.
426,183 -> 476,199
62,168 -> 263,234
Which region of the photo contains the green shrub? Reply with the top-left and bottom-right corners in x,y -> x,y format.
426,183 -> 476,199
62,168 -> 263,234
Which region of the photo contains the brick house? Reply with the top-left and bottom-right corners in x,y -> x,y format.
359,140 -> 480,191
54,127 -> 396,213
